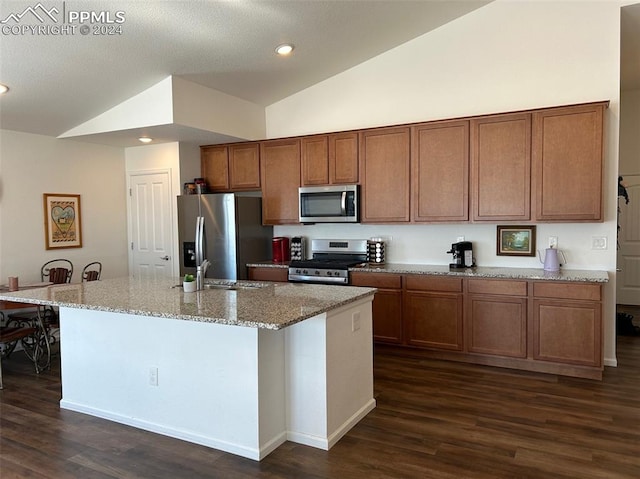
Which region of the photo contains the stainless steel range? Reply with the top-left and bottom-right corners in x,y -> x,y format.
288,239 -> 367,285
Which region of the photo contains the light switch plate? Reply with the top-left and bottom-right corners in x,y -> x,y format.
548,236 -> 558,248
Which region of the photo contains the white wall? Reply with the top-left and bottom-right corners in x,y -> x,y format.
266,0 -> 623,366
0,129 -> 128,283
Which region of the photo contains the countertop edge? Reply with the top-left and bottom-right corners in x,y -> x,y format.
0,282 -> 377,330
248,262 -> 609,283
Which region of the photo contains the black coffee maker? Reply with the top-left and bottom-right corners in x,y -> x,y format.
447,241 -> 475,269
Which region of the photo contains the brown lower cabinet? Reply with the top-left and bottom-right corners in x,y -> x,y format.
247,266 -> 288,282
351,271 -> 603,379
532,281 -> 602,368
466,279 -> 528,358
350,272 -> 403,344
404,275 -> 463,351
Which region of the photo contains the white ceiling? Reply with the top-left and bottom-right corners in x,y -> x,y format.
0,1 -> 638,148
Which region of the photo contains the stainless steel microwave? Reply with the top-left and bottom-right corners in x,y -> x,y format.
299,185 -> 359,223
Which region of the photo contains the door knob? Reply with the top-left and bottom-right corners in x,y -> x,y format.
160,255 -> 170,261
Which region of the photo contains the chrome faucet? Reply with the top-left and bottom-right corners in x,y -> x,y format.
196,259 -> 211,291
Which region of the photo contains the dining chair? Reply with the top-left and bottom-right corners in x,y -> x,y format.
0,311 -> 51,389
8,259 -> 73,334
81,262 -> 102,282
41,259 -> 73,284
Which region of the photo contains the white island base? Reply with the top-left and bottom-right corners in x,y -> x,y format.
58,297 -> 375,460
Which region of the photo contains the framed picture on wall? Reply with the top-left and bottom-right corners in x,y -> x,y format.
496,225 -> 536,256
43,193 -> 83,249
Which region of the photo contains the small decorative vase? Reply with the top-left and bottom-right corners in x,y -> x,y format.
183,281 -> 197,293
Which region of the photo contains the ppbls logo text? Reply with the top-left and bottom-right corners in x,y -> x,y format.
66,10 -> 125,24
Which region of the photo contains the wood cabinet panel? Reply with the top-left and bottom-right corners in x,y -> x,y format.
301,136 -> 329,185
471,113 -> 531,221
533,282 -> 602,301
201,146 -> 229,191
330,132 -> 359,184
532,103 -> 606,221
229,143 -> 260,190
351,272 -> 402,344
404,291 -> 463,351
360,127 -> 410,223
467,279 -> 527,296
532,299 -> 602,367
301,132 -> 358,186
247,267 -> 288,282
370,289 -> 403,344
260,139 -> 301,225
467,295 -> 527,358
405,276 -> 462,293
350,272 -> 402,289
411,120 -> 469,222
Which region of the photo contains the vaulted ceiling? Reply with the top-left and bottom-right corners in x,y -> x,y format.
1,1 -> 638,148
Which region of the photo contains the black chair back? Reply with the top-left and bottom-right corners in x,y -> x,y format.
41,259 -> 73,284
82,262 -> 102,282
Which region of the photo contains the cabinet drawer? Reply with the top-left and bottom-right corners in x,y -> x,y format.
350,272 -> 401,289
467,279 -> 527,296
247,267 -> 288,282
533,282 -> 601,301
405,275 -> 462,293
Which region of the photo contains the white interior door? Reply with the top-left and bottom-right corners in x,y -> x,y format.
617,175 -> 640,305
129,171 -> 174,279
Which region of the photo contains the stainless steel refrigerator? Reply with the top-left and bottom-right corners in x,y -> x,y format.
177,194 -> 273,280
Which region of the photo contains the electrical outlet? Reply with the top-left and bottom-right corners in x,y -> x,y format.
592,236 -> 608,250
149,367 -> 158,386
548,236 -> 558,248
352,312 -> 361,332
456,236 -> 465,243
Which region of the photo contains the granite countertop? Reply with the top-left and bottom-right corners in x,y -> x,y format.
0,277 -> 376,330
248,261 -> 609,283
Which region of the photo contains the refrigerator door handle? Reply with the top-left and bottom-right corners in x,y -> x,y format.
195,216 -> 204,266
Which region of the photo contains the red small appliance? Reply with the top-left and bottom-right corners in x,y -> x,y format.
272,237 -> 290,263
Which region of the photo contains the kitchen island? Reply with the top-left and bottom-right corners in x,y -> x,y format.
0,277 -> 377,460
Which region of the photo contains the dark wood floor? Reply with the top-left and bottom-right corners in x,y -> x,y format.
1,335 -> 639,478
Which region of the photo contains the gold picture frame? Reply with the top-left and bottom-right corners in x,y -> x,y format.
496,225 -> 536,256
43,193 -> 83,250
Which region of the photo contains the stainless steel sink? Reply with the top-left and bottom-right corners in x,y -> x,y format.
203,282 -> 267,291
173,281 -> 268,290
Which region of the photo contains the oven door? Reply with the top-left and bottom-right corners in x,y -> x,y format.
299,185 -> 358,223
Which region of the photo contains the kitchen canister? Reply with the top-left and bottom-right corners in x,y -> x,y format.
367,238 -> 386,265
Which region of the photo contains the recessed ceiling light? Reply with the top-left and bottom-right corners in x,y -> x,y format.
275,43 -> 294,56
138,137 -> 153,143
0,83 -> 9,94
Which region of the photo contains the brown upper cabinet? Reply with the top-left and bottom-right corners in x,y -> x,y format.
532,102 -> 605,222
411,120 -> 469,222
201,145 -> 229,191
359,126 -> 411,223
260,138 -> 301,225
471,113 -> 532,222
201,143 -> 260,192
202,101 -> 607,224
301,132 -> 359,186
